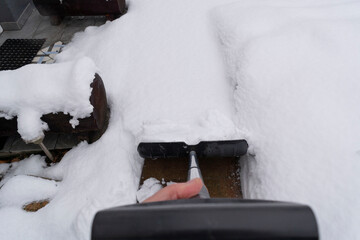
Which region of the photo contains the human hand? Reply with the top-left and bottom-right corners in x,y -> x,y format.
143,178 -> 204,203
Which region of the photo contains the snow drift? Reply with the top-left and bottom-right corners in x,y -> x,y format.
213,1 -> 360,239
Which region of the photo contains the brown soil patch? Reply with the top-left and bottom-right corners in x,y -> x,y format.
23,200 -> 49,212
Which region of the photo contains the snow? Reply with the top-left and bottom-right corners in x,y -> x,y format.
0,0 -> 359,239
57,0 -> 239,145
213,2 -> 360,239
0,57 -> 97,142
0,163 -> 9,177
136,177 -> 163,203
0,155 -> 61,188
1,156 -> 44,186
0,175 -> 58,208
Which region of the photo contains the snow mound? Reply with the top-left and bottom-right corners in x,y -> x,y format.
0,175 -> 59,208
136,177 -> 163,203
213,1 -> 360,239
0,57 -> 97,142
0,155 -> 61,188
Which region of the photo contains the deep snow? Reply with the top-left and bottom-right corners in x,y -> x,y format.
0,0 -> 359,239
213,1 -> 360,238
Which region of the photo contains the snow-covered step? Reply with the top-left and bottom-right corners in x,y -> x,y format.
0,133 -> 81,158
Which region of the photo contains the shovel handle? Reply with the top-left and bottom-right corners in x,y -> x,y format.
188,151 -> 210,199
192,185 -> 210,199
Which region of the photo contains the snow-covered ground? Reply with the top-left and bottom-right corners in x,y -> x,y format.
0,0 -> 359,239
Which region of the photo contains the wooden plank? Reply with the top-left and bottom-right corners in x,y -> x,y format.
10,133 -> 58,153
0,135 -> 15,153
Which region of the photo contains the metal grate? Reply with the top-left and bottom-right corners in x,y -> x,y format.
0,39 -> 46,71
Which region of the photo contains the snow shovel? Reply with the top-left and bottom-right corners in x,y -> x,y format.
92,139 -> 318,240
137,140 -> 249,198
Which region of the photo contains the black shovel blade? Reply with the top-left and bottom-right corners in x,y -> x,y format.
137,142 -> 188,159
92,199 -> 318,240
137,140 -> 248,159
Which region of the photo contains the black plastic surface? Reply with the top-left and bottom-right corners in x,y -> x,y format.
92,198 -> 318,240
0,39 -> 45,71
137,140 -> 248,159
